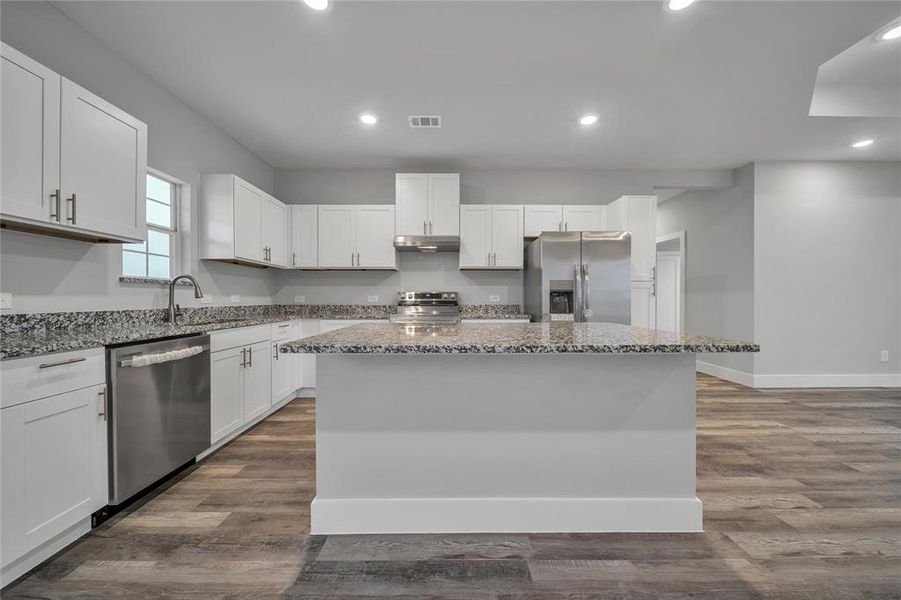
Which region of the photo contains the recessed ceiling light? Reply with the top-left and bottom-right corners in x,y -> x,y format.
850,139 -> 875,148
359,113 -> 378,125
579,114 -> 599,126
303,0 -> 329,11
668,0 -> 696,11
880,24 -> 901,41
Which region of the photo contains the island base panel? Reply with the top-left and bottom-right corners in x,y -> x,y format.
313,353 -> 701,534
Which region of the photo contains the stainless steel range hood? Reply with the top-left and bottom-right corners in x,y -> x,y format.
393,235 -> 460,253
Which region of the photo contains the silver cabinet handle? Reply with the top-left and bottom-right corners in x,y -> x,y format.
429,221 -> 433,235
273,342 -> 279,360
247,346 -> 253,367
573,263 -> 583,322
564,221 -> 568,231
240,347 -> 247,368
50,189 -> 61,222
98,387 -> 107,420
650,265 -> 656,297
39,356 -> 86,369
423,221 -> 427,235
558,221 -> 562,231
582,262 -> 590,317
66,193 -> 77,224
292,252 -> 296,267
278,323 -> 291,328
356,252 -> 360,266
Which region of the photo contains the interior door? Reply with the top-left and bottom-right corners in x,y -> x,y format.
563,206 -> 603,232
491,205 -> 524,268
233,178 -> 264,263
210,348 -> 243,443
317,205 -> 355,268
243,341 -> 272,422
261,196 -> 288,267
395,173 -> 429,236
356,205 -> 396,268
428,173 -> 460,235
0,43 -> 60,223
459,205 -> 491,268
524,205 -> 563,237
290,205 -> 318,268
59,78 -> 146,242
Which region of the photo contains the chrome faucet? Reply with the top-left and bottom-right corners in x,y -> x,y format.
168,274 -> 204,323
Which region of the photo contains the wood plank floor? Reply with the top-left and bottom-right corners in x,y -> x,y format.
4,374 -> 900,599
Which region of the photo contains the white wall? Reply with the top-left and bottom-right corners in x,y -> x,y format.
657,164 -> 756,377
0,1 -> 277,313
754,161 -> 901,386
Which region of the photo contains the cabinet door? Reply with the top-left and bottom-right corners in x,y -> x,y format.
59,78 -> 147,242
563,206 -> 603,232
1,384 -> 106,566
233,178 -> 264,263
298,320 -> 320,390
271,340 -> 297,404
491,205 -> 524,269
317,205 -> 355,268
261,196 -> 288,267
290,205 -> 318,268
459,205 -> 491,268
243,341 -> 272,422
356,205 -> 396,269
626,196 -> 658,281
428,173 -> 460,236
0,43 -> 60,223
524,205 -> 563,237
605,198 -> 629,230
631,280 -> 657,329
210,348 -> 244,443
395,173 -> 429,236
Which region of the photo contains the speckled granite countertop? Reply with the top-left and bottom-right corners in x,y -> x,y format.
0,304 -> 529,361
281,322 -> 759,355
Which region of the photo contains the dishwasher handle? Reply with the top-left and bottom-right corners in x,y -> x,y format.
118,345 -> 204,368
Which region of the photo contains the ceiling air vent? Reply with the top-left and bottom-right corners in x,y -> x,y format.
409,115 -> 442,128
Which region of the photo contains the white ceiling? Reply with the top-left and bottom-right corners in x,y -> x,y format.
52,0 -> 901,170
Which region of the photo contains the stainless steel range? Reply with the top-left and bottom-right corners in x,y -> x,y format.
389,291 -> 460,324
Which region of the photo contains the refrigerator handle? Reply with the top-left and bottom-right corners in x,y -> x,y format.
573,263 -> 582,322
582,262 -> 590,319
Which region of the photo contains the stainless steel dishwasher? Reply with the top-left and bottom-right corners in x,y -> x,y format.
107,334 -> 210,505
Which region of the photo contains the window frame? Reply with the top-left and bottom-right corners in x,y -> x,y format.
122,169 -> 182,280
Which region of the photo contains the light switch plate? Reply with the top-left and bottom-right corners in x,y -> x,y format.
0,293 -> 11,310
368,295 -> 379,303
230,295 -> 241,304
294,296 -> 306,304
882,350 -> 890,362
489,295 -> 501,303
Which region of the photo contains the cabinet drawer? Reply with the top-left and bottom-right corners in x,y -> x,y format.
209,325 -> 271,353
1,348 -> 105,409
271,321 -> 299,341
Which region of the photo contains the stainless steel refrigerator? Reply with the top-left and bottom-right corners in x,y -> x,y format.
524,231 -> 631,323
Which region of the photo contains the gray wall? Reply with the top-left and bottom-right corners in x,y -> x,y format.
754,161 -> 901,380
657,164 -> 756,375
0,1 -> 276,313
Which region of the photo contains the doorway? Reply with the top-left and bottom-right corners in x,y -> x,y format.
656,231 -> 685,334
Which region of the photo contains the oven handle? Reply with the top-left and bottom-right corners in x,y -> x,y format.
118,345 -> 204,368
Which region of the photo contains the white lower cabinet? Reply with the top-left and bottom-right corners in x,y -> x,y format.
272,322 -> 301,404
1,348 -> 107,586
209,328 -> 272,444
242,341 -> 272,422
210,347 -> 245,443
299,319 -> 320,390
631,280 -> 657,329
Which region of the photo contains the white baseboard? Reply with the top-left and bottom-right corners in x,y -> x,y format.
311,496 -> 703,534
1,518 -> 90,589
753,373 -> 901,388
696,361 -> 755,387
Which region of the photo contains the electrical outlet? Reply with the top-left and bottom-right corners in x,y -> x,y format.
368,295 -> 379,303
489,294 -> 500,303
230,295 -> 241,304
294,296 -> 306,304
881,350 -> 890,363
0,293 -> 11,310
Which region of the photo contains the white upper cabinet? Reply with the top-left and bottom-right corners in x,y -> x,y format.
0,43 -> 59,223
460,205 -> 523,269
200,174 -> 289,268
318,205 -> 396,269
289,204 -> 318,268
524,205 -> 563,237
0,43 -> 146,244
606,195 -> 658,281
562,205 -> 604,232
395,173 -> 459,236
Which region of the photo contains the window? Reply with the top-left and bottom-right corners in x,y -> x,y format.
123,172 -> 178,279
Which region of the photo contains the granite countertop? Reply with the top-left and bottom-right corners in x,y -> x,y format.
281,322 -> 759,355
0,304 -> 530,361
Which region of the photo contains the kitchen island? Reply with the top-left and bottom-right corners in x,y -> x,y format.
282,322 -> 758,534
